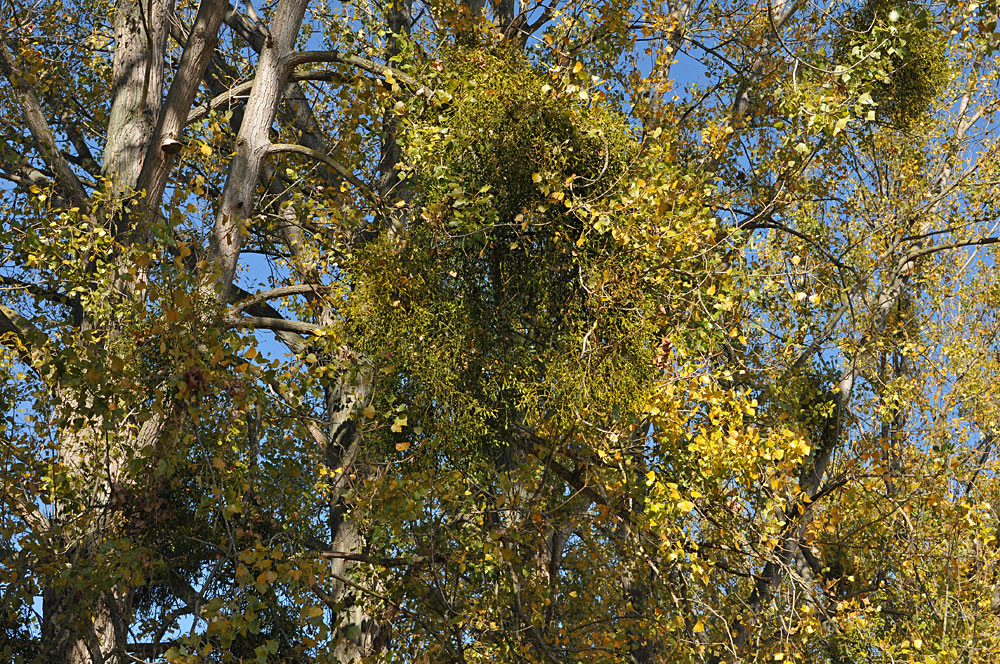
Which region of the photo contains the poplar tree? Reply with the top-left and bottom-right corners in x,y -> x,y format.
3,1 -> 1000,662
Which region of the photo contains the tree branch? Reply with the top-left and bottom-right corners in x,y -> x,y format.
318,550 -> 444,567
0,276 -> 82,322
0,39 -> 88,206
268,143 -> 373,197
0,304 -> 48,365
223,284 -> 310,352
911,235 -> 1000,259
226,314 -> 320,336
205,0 -> 310,297
135,0 -> 229,230
185,70 -> 344,126
285,50 -> 419,88
227,283 -> 333,314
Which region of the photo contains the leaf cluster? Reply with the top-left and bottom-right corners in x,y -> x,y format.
836,0 -> 950,128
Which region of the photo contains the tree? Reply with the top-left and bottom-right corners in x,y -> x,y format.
3,0 -> 1000,662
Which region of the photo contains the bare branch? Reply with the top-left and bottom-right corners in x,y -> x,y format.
226,314 -> 320,336
268,143 -> 373,197
185,70 -> 343,126
223,284 -> 310,353
227,283 -> 333,314
285,50 -> 419,88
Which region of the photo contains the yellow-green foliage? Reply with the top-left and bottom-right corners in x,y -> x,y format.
840,0 -> 950,127
403,45 -> 636,230
344,47 -> 654,457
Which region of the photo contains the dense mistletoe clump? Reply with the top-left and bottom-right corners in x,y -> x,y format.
403,46 -> 636,228
343,46 -> 653,455
838,0 -> 950,128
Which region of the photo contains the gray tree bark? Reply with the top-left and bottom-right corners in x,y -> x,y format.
207,0 -> 310,294
103,0 -> 174,195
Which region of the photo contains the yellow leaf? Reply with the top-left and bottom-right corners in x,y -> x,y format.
362,404 -> 376,418
200,143 -> 213,156
532,173 -> 542,184
395,441 -> 410,451
693,619 -> 705,633
391,415 -> 407,433
706,284 -> 716,296
677,500 -> 695,512
573,61 -> 583,73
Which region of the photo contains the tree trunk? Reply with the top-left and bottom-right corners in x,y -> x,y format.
208,0 -> 310,293
375,0 -> 412,207
103,0 -> 173,194
34,2 -> 229,661
35,2 -> 171,660
324,356 -> 382,663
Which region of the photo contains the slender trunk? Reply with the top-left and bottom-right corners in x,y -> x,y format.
324,356 -> 381,662
375,0 -> 412,215
320,9 -> 413,653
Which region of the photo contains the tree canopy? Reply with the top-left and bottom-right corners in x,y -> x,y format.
4,0 -> 1000,662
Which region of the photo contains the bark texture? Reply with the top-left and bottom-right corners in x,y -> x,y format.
103,0 -> 174,194
208,0 -> 311,293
